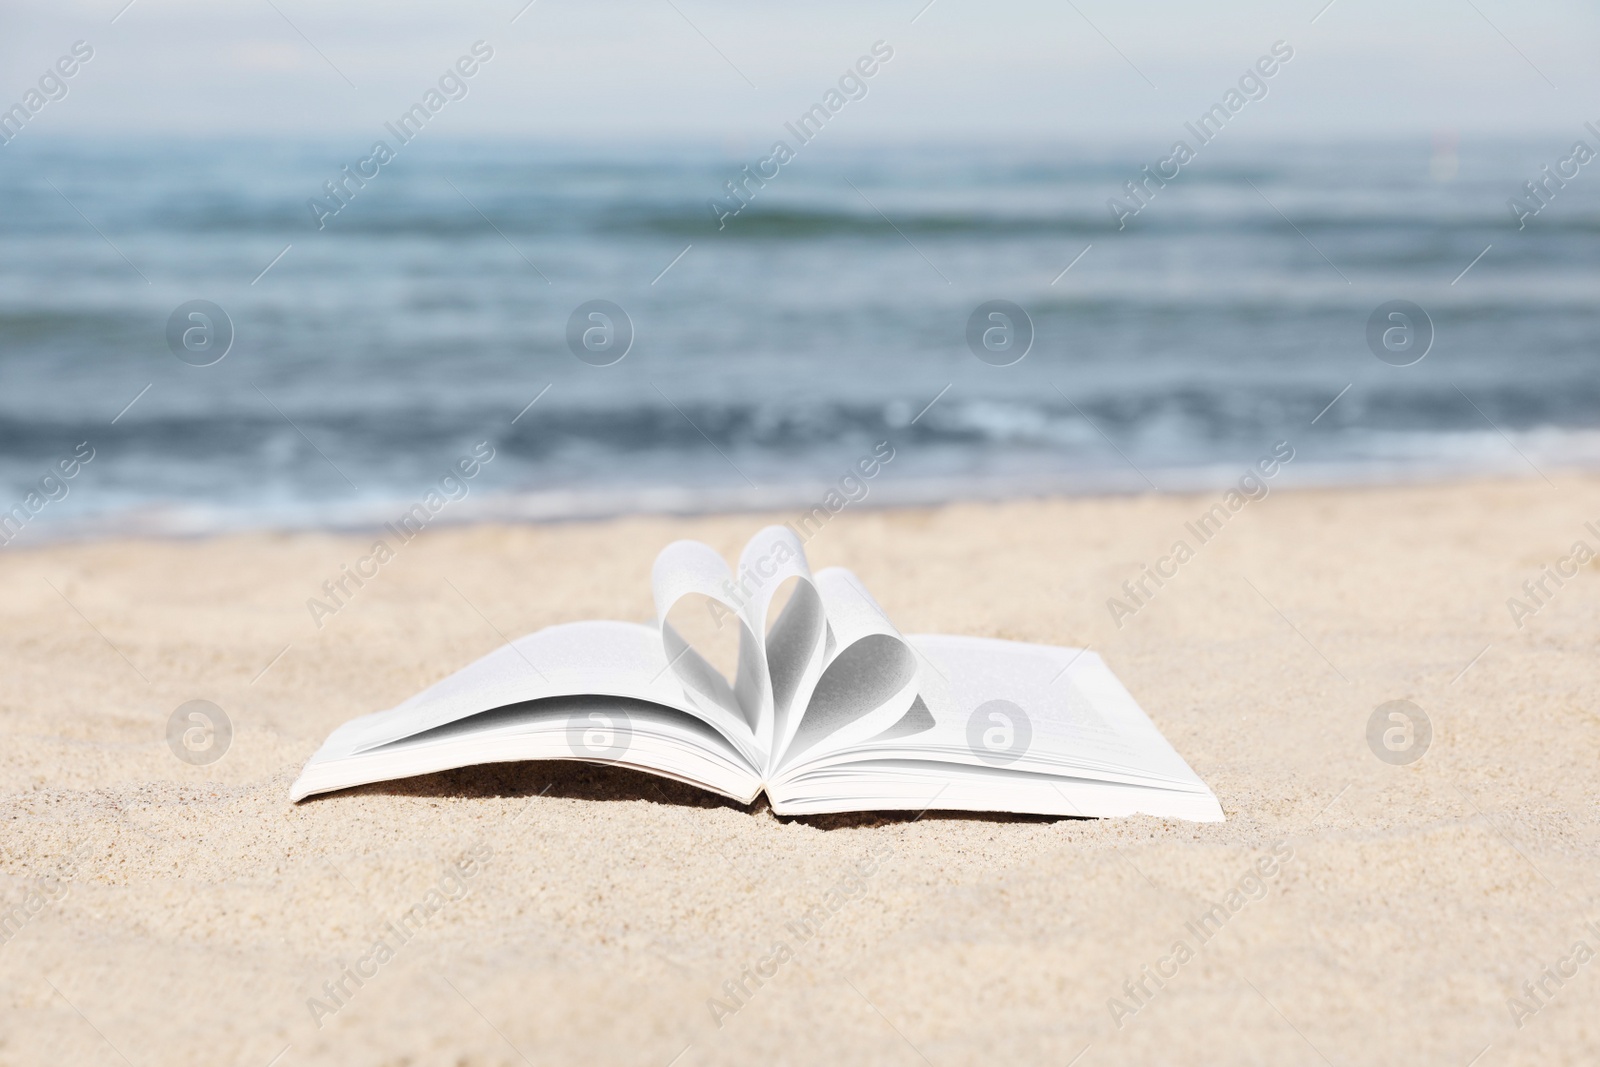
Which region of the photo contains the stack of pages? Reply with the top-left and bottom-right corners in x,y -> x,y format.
292,526 -> 1222,821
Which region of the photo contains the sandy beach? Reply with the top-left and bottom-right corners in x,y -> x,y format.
2,477 -> 1598,1066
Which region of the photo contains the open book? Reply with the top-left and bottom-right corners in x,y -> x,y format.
291,527 -> 1222,821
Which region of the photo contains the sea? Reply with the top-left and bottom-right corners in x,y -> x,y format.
1,135 -> 1597,541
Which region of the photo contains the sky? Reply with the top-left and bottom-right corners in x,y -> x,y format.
2,0 -> 1596,147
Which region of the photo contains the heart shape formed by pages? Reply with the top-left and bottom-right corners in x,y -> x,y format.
291,526 -> 1223,821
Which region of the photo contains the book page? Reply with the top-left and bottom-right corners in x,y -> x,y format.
652,539 -> 771,760
737,526 -> 828,763
766,635 -> 1220,819
326,620 -> 762,770
775,568 -> 922,768
291,693 -> 765,805
781,635 -> 1207,791
765,758 -> 1224,820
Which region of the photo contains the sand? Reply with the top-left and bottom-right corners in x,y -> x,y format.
2,477 -> 1598,1066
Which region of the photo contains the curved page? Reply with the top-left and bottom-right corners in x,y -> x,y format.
308,620 -> 762,769
775,567 -> 921,769
766,761 -> 1223,820
737,525 -> 828,766
652,540 -> 771,761
769,636 -> 1223,821
291,695 -> 763,804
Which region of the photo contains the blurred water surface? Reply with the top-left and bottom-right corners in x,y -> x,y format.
0,135 -> 1595,538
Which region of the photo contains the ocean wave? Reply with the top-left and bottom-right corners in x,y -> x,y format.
1,381 -> 1596,465
3,137 -> 1599,537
